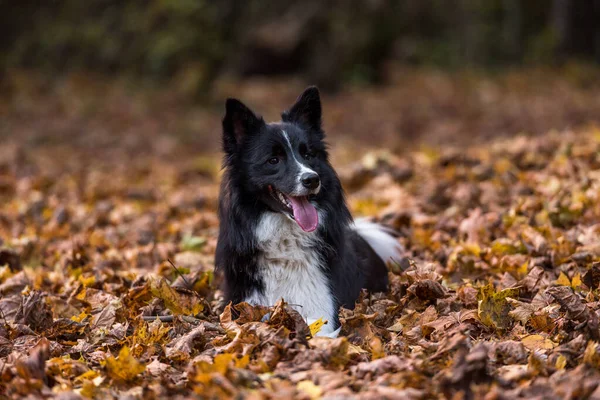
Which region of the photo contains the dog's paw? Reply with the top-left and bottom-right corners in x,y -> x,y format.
315,326 -> 341,338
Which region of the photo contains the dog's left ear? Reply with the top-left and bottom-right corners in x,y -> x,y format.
282,86 -> 322,131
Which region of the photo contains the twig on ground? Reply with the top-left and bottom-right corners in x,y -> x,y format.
167,258 -> 192,289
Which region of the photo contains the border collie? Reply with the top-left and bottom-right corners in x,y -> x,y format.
215,86 -> 402,336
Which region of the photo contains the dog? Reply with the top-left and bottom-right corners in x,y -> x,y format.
215,86 -> 402,336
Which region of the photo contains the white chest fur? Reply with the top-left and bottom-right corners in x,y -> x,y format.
245,212 -> 338,336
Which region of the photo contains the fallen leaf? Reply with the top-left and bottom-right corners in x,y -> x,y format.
521,335 -> 556,351
308,317 -> 325,337
297,380 -> 322,400
477,284 -> 519,330
104,346 -> 146,382
150,277 -> 204,316
556,271 -> 582,289
16,337 -> 50,381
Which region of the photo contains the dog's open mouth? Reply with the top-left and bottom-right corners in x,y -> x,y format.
269,186 -> 318,232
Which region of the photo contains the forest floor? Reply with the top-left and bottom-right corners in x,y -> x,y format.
2,69 -> 600,399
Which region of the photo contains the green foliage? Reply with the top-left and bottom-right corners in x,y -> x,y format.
1,0 -> 598,88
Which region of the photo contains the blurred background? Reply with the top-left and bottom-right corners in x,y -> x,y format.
1,0 -> 600,157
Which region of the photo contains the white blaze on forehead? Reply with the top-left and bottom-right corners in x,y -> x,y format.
281,130 -> 319,192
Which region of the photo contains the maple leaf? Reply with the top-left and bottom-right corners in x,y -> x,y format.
104,346 -> 145,383
477,284 -> 519,331
150,277 -> 204,316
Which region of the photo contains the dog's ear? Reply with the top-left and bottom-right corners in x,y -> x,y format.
222,98 -> 264,154
282,86 -> 322,131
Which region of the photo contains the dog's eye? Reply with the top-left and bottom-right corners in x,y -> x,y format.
303,152 -> 314,160
268,157 -> 280,165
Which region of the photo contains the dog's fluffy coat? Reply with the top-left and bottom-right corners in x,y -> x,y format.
215,87 -> 401,335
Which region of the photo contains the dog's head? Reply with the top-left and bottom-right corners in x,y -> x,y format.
222,87 -> 333,232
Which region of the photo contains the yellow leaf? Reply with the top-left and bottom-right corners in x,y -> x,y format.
191,353 -> 249,385
76,288 -> 87,301
71,311 -> 89,323
556,272 -> 571,286
477,284 -> 519,330
104,346 -> 145,382
210,353 -> 235,374
556,271 -> 582,289
297,380 -> 322,400
583,341 -> 600,368
75,369 -> 103,399
555,354 -> 567,369
193,271 -> 214,293
235,354 -> 250,369
347,343 -> 368,355
351,198 -> 384,217
75,370 -> 100,383
572,272 -> 582,289
195,353 -> 236,376
150,277 -> 204,316
133,320 -> 171,348
490,239 -> 523,256
0,265 -> 14,282
521,334 -> 556,351
75,370 -> 103,400
494,158 -> 513,174
78,274 -> 96,287
462,242 -> 481,256
308,318 -> 325,337
369,336 -> 385,360
517,261 -> 528,279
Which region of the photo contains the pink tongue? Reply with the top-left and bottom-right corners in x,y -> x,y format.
286,196 -> 318,232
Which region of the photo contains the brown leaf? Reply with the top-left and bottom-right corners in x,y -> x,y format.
90,302 -> 117,329
166,325 -> 206,360
150,278 -> 204,316
407,279 -> 446,301
16,337 -> 50,381
583,262 -> 600,290
351,355 -> 409,379
267,300 -> 310,339
234,302 -> 270,324
45,318 -> 88,340
547,286 -> 599,339
493,340 -> 528,364
15,291 -> 53,332
0,247 -> 21,272
440,343 -> 490,397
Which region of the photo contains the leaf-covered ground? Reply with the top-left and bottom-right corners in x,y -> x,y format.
2,71 -> 600,399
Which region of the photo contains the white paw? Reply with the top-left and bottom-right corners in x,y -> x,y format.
315,326 -> 341,338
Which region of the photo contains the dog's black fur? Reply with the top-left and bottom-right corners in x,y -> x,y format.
215,86 -> 389,328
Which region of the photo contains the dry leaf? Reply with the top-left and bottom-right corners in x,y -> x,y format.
477,284 -> 519,330
150,278 -> 204,316
521,335 -> 556,351
104,346 -> 146,382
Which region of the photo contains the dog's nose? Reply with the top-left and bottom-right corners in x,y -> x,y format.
301,173 -> 320,190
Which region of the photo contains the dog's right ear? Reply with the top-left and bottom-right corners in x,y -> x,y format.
222,99 -> 264,154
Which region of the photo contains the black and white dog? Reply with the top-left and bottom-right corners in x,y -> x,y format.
215,87 -> 401,336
